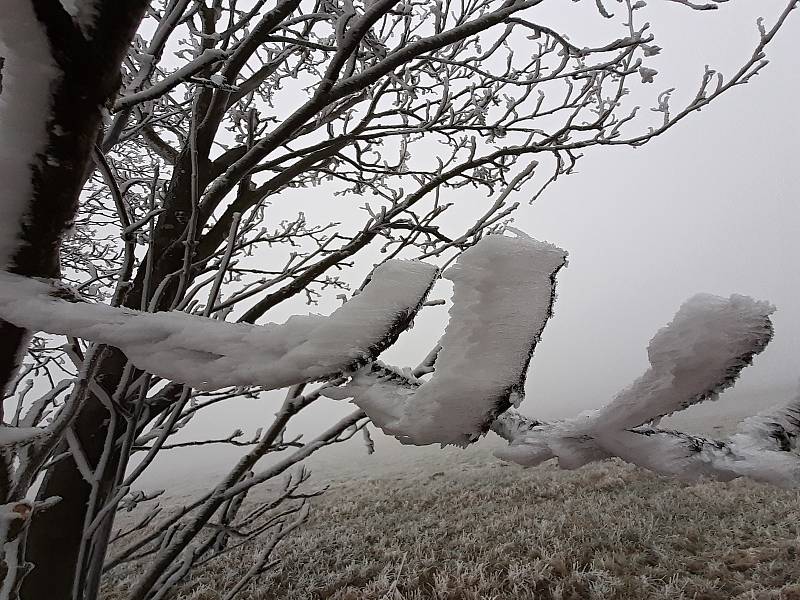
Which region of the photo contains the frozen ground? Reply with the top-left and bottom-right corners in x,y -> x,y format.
106,385 -> 800,600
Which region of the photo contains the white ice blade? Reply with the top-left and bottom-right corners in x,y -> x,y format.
591,294 -> 774,431
335,233 -> 567,446
0,260 -> 437,391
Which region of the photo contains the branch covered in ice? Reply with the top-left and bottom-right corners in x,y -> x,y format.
325,233 -> 567,446
0,260 -> 437,391
591,294 -> 775,431
493,293 -> 774,468
492,294 -> 800,488
113,49 -> 228,112
492,411 -> 607,470
587,390 -> 800,489
593,393 -> 800,488
0,425 -> 47,447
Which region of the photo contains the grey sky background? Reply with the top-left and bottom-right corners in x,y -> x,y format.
519,1 -> 800,418
137,1 -> 800,487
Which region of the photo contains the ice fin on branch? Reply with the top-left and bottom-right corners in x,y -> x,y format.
328,233 -> 568,446
0,260 -> 438,391
493,294 -> 800,488
597,389 -> 800,488
592,293 -> 775,431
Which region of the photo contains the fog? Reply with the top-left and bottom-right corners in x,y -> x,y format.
137,1 -> 800,489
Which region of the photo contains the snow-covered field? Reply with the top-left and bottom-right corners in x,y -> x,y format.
105,398 -> 800,600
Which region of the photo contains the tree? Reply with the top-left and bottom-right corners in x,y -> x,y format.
0,2 -> 149,598
0,0 -> 149,397
0,0 -> 796,598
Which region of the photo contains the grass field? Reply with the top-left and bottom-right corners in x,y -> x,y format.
106,445 -> 800,600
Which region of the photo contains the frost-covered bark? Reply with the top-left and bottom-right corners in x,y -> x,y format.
0,0 -> 148,396
0,1 -> 56,271
326,233 -> 567,446
0,2 -> 149,598
0,0 -> 60,406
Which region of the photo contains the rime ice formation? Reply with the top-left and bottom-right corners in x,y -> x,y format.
0,2 -> 58,268
0,260 -> 438,391
492,410 -> 609,469
598,391 -> 800,488
494,293 -> 775,468
591,294 -> 775,431
326,233 -> 568,446
725,395 -> 800,485
493,294 -> 800,488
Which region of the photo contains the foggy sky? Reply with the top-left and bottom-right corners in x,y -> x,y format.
523,1 -> 800,419
136,1 -> 800,487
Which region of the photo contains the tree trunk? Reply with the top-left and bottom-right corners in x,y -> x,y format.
22,137 -> 212,599
0,2 -> 148,598
0,1 -> 147,396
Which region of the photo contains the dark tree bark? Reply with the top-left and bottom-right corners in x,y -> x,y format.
0,0 -> 148,395
0,2 -> 148,599
22,143 -> 212,600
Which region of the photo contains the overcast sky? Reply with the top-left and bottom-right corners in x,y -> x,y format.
137,1 -> 800,486
374,0 -> 800,418
520,1 -> 800,419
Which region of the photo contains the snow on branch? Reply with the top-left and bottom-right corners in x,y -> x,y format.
0,425 -> 47,447
113,49 -> 228,112
601,383 -> 800,488
0,260 -> 438,391
491,294 -> 800,488
325,233 -> 568,446
593,293 -> 775,431
594,391 -> 800,489
496,399 -> 800,488
492,411 -> 599,470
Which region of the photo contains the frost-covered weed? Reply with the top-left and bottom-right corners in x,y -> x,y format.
103,455 -> 800,600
